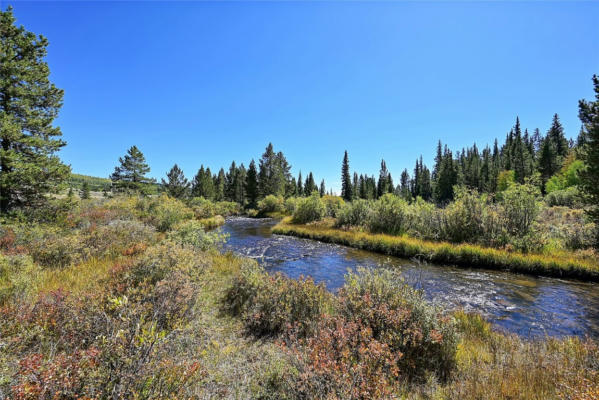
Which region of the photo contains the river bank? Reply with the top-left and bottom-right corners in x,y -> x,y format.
272,217 -> 599,282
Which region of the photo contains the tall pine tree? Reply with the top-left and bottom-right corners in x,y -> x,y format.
578,75 -> 599,246
341,151 -> 352,201
245,160 -> 259,208
0,8 -> 70,211
162,164 -> 189,198
111,146 -> 154,194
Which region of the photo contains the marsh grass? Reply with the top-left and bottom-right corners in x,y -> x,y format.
273,217 -> 599,281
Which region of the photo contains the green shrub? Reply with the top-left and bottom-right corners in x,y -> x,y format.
284,197 -> 299,215
167,220 -> 228,251
321,195 -> 344,218
292,193 -> 326,224
335,199 -> 371,228
147,195 -> 194,232
224,262 -> 332,338
441,186 -> 487,243
367,194 -> 410,235
499,183 -> 541,239
545,186 -> 583,207
257,195 -> 285,216
409,197 -> 441,240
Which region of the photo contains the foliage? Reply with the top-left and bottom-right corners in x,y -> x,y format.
146,195 -> 194,232
579,74 -> 599,247
224,262 -> 332,338
110,145 -> 156,194
0,8 -> 70,213
335,198 -> 371,228
167,220 -> 228,251
257,194 -> 285,216
292,193 -> 326,224
162,163 -> 190,198
545,158 -> 584,193
367,194 -> 410,235
321,195 -> 344,218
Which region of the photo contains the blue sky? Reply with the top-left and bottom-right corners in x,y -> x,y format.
4,1 -> 599,193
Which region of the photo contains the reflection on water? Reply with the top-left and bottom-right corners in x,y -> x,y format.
220,217 -> 599,338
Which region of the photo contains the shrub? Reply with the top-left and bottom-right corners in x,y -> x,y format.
498,183 -> 541,238
224,262 -> 332,338
408,197 -> 441,241
167,220 -> 228,251
257,195 -> 285,216
335,199 -> 371,228
367,194 -> 410,235
338,268 -> 458,382
545,186 -> 583,207
292,193 -> 326,224
147,195 -> 194,232
284,197 -> 299,215
321,195 -> 344,218
441,186 -> 487,243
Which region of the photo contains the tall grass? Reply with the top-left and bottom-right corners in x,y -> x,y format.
273,217 -> 599,281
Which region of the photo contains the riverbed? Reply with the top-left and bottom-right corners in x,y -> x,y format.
219,217 -> 599,338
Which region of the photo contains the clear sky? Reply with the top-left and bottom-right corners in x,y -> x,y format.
4,1 -> 599,193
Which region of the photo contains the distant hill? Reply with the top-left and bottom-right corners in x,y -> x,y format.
69,173 -> 161,194
69,173 -> 111,192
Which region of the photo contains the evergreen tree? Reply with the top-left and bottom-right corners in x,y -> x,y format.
537,138 -> 559,193
352,172 -> 359,199
377,159 -> 389,198
80,182 -> 90,199
399,169 -> 411,200
214,168 -> 226,201
578,75 -> 599,246
297,171 -> 303,197
225,161 -> 237,202
245,160 -> 259,208
0,8 -> 70,212
235,164 -> 247,205
341,151 -> 352,201
191,166 -> 215,199
111,146 -> 154,194
258,143 -> 290,197
162,163 -> 189,198
358,174 -> 367,199
304,172 -> 317,194
547,113 -> 569,160
319,179 -> 326,197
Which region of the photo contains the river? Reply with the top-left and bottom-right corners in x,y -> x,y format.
219,217 -> 599,338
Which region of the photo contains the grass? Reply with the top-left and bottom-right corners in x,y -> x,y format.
198,214 -> 226,229
272,217 -> 599,281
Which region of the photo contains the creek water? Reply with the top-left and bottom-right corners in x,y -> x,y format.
219,217 -> 599,338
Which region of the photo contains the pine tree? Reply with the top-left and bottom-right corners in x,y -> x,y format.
225,161 -> 237,201
547,113 -> 569,161
162,163 -> 189,198
341,151 -> 352,201
214,169 -> 226,201
319,180 -> 326,197
191,166 -> 215,199
304,172 -> 317,195
235,163 -> 247,205
352,172 -> 359,199
578,75 -> 599,246
0,8 -> 70,212
245,160 -> 259,208
537,138 -> 559,193
80,181 -> 90,199
258,143 -> 290,197
377,159 -> 389,198
297,171 -> 303,197
111,146 -> 154,194
400,169 -> 411,200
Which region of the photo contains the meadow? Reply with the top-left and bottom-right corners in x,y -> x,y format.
1,194 -> 598,399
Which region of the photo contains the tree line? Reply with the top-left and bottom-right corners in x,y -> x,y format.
110,142 -> 331,208
340,113 -> 587,204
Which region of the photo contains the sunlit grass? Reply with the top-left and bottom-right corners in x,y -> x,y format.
198,215 -> 226,229
33,256 -> 123,296
272,217 -> 599,281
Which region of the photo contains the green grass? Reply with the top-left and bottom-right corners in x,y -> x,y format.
198,215 -> 226,229
272,217 -> 599,281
